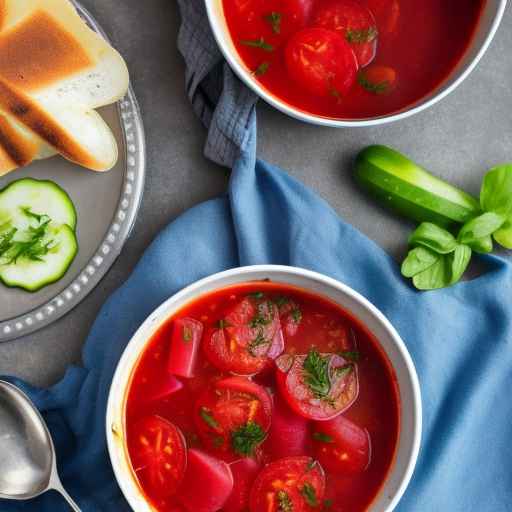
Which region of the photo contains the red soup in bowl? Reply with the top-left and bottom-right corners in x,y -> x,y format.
125,282 -> 400,512
220,0 -> 485,119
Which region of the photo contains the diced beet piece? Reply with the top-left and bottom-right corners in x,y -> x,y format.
167,317 -> 203,378
223,458 -> 262,512
179,449 -> 234,512
265,394 -> 310,459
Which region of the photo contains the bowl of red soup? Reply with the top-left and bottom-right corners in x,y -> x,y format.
204,0 -> 506,126
107,265 -> 421,512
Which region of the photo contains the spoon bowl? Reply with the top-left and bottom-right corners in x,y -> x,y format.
0,380 -> 81,511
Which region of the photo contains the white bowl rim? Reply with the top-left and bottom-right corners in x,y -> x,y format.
204,0 -> 507,127
106,264 -> 422,512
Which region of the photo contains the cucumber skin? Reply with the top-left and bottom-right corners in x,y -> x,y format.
355,146 -> 481,228
0,178 -> 77,231
0,226 -> 78,293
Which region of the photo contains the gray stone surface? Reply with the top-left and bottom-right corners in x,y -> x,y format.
0,1 -> 510,387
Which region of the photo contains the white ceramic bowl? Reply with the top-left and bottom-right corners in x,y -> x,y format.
204,0 -> 507,127
107,265 -> 422,511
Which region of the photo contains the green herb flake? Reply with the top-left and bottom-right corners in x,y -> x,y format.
275,296 -> 290,308
240,37 -> 274,52
248,331 -> 269,356
182,326 -> 192,342
338,350 -> 360,362
303,349 -> 331,399
264,11 -> 282,34
291,308 -> 302,324
277,490 -> 293,512
231,421 -> 266,456
346,26 -> 378,43
253,61 -> 270,77
301,483 -> 319,507
358,73 -> 390,95
200,407 -> 220,430
249,291 -> 265,300
334,365 -> 353,378
312,432 -> 334,443
323,499 -> 333,509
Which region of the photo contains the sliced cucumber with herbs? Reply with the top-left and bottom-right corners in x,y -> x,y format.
0,178 -> 78,292
355,145 -> 481,228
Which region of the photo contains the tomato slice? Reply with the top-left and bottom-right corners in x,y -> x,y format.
129,416 -> 187,498
224,458 -> 262,512
204,296 -> 284,375
313,0 -> 378,68
179,449 -> 234,512
167,317 -> 204,378
358,64 -> 397,95
265,394 -> 310,459
276,350 -> 359,421
285,28 -> 358,99
250,456 -> 326,512
194,376 -> 273,459
230,0 -> 313,42
312,415 -> 371,474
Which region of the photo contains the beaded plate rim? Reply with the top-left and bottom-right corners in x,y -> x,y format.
0,1 -> 146,343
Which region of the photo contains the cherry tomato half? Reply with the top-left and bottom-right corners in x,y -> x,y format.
312,415 -> 371,474
194,376 -> 273,459
250,456 -> 326,512
285,28 -> 358,98
276,350 -> 359,420
204,296 -> 284,375
358,64 -> 397,95
313,0 -> 378,67
129,416 -> 187,498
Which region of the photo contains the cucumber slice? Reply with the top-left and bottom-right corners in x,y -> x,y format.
0,224 -> 78,292
0,178 -> 77,232
355,145 -> 481,228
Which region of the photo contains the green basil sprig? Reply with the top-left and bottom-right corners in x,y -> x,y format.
401,164 -> 512,290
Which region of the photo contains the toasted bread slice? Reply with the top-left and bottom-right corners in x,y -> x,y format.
0,0 -> 129,174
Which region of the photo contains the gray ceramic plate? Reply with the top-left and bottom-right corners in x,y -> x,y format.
0,1 -> 146,343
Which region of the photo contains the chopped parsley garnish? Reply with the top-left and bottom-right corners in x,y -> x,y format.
324,499 -> 333,509
249,291 -> 265,299
275,295 -> 290,308
264,11 -> 282,34
250,301 -> 273,327
182,326 -> 192,342
248,331 -> 269,356
253,61 -> 270,76
0,208 -> 56,264
301,483 -> 319,507
346,27 -> 378,44
200,407 -> 220,430
303,349 -> 331,399
277,490 -> 293,512
334,365 -> 353,378
312,432 -> 334,443
291,308 -> 302,324
338,350 -> 360,362
358,73 -> 390,95
231,421 -> 266,456
240,37 -> 274,52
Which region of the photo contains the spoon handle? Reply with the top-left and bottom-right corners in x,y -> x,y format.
58,488 -> 82,512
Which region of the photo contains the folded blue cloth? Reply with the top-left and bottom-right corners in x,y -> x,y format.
2,1 -> 511,510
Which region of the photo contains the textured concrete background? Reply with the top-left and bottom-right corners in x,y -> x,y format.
0,1 -> 510,386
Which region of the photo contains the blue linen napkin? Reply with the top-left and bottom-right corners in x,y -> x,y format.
2,1 -> 511,510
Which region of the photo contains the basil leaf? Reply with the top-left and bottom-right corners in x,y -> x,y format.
457,212 -> 505,245
480,164 -> 512,216
411,245 -> 471,290
401,246 -> 439,278
409,222 -> 457,254
466,235 -> 493,254
447,244 -> 472,285
493,219 -> 512,249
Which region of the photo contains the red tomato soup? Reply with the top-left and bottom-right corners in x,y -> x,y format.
221,0 -> 485,119
125,283 -> 400,512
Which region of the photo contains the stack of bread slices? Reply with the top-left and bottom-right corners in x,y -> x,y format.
0,0 -> 129,176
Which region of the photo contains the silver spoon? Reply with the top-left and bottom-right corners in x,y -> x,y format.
0,380 -> 81,511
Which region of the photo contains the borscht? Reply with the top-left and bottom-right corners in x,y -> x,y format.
221,0 -> 485,119
125,282 -> 400,512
